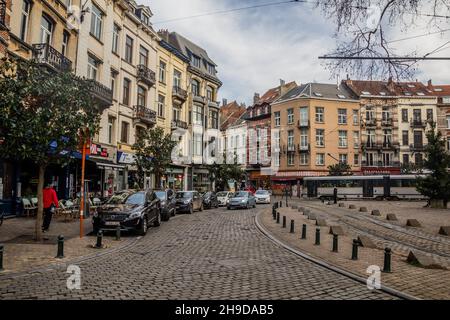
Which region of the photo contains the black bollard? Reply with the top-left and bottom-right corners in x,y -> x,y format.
56,235 -> 64,259
333,188 -> 338,204
272,208 -> 276,220
315,228 -> 321,245
301,224 -> 307,239
290,220 -> 295,233
351,239 -> 359,260
0,244 -> 4,271
282,216 -> 286,228
279,201 -> 282,208
276,212 -> 280,224
383,248 -> 392,273
332,234 -> 338,252
96,230 -> 103,248
116,226 -> 121,241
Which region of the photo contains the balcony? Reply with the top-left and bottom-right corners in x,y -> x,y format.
193,95 -> 206,104
86,79 -> 113,108
287,144 -> 296,152
133,105 -> 156,126
381,119 -> 393,127
298,144 -> 310,153
171,119 -> 188,132
297,120 -> 310,128
410,143 -> 426,152
32,43 -> 72,73
364,119 -> 377,127
0,0 -> 6,29
365,142 -> 381,150
137,64 -> 156,87
361,161 -> 401,168
172,86 -> 188,104
410,118 -> 427,128
208,100 -> 220,109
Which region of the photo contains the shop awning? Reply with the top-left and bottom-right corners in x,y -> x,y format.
90,158 -> 126,170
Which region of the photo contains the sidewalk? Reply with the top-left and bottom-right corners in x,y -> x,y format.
0,215 -> 129,275
259,201 -> 450,299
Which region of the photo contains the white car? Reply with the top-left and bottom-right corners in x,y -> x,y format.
255,190 -> 271,204
217,191 -> 234,206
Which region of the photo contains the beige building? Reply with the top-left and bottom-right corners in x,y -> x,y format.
0,0 -> 10,58
271,83 -> 361,193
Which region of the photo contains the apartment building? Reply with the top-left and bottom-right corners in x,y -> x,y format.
427,81 -> 450,150
163,32 -> 222,192
271,83 -> 361,194
246,81 -> 296,189
0,0 -> 10,57
157,30 -> 190,190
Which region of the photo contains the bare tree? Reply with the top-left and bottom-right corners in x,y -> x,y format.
315,0 -> 450,79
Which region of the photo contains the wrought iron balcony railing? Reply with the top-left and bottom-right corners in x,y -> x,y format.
134,105 -> 156,125
172,86 -> 188,103
410,143 -> 426,151
171,119 -> 188,130
297,120 -> 310,128
410,118 -> 426,128
364,119 -> 377,127
86,79 -> 113,107
381,119 -> 393,127
137,64 -> 156,87
298,144 -> 310,153
32,43 -> 72,72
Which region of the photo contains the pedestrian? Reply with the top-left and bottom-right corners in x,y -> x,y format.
42,181 -> 59,233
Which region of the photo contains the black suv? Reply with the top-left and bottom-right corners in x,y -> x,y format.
154,189 -> 176,221
93,190 -> 161,235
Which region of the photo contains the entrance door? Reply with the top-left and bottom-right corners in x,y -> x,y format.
363,180 -> 374,198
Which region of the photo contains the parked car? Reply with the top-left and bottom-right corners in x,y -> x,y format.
155,189 -> 176,221
227,191 -> 256,210
217,191 -> 234,206
202,191 -> 219,209
175,191 -> 203,214
255,190 -> 271,204
93,190 -> 161,236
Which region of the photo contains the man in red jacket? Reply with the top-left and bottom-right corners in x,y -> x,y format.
42,181 -> 59,232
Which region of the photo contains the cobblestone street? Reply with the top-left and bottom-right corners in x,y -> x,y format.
0,206 -> 396,300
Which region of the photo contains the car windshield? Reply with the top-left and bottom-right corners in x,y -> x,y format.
154,191 -> 166,200
234,192 -> 248,198
107,193 -> 130,204
256,190 -> 269,195
176,192 -> 193,199
217,192 -> 228,197
125,192 -> 146,205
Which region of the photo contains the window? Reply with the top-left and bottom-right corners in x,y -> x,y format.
338,109 -> 347,124
447,116 -> 450,129
108,117 -> 115,144
139,46 -> 149,67
274,112 -> 281,127
338,130 -> 348,147
90,4 -> 103,40
354,154 -> 359,166
316,129 -> 325,147
382,153 -> 393,167
300,129 -> 308,148
87,55 -> 98,80
402,131 -> 409,146
123,78 -> 131,106
274,153 -> 280,167
413,109 -> 421,122
209,110 -> 218,129
273,131 -> 280,152
112,24 -> 120,54
353,131 -> 359,148
158,95 -> 165,118
191,79 -> 200,96
206,86 -> 214,101
413,131 -> 423,147
62,32 -> 70,56
193,134 -> 202,156
365,152 -> 377,166
125,36 -> 134,64
207,63 -> 215,75
141,13 -> 149,26
192,55 -> 201,68
287,130 -> 294,149
315,107 -> 324,123
316,153 -> 325,166
299,107 -> 309,126
121,122 -> 129,144
287,153 -> 295,166
159,61 -> 166,83
173,70 -> 181,88
427,109 -> 433,122
137,86 -> 146,106
40,15 -> 53,44
111,73 -> 117,100
366,109 -> 375,121
367,130 -> 375,146
383,129 -> 392,146
403,154 -> 410,164
300,153 -> 308,165
339,154 -> 348,164
415,153 -> 423,166
173,107 -> 181,122
193,104 -> 203,125
353,110 -> 359,125
402,109 -> 408,122
287,109 -> 294,124
20,0 -> 31,41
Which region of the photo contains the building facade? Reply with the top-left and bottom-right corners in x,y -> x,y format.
271,83 -> 361,195
0,0 -> 10,58
428,81 -> 450,150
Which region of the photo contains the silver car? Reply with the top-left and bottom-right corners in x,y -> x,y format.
227,191 -> 256,210
255,190 -> 271,204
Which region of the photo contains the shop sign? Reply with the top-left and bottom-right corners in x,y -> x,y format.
90,144 -> 109,158
117,152 -> 136,164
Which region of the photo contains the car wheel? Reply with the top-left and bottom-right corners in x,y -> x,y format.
153,211 -> 161,227
253,203 -> 256,208
227,206 -> 230,210
138,217 -> 148,236
161,209 -> 170,222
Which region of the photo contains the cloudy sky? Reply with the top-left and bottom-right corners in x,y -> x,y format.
146,0 -> 450,105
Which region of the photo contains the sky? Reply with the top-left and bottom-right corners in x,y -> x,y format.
144,0 -> 450,105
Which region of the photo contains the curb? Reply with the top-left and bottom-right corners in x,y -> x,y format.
254,209 -> 420,301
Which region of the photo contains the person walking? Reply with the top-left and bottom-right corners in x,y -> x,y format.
42,181 -> 59,232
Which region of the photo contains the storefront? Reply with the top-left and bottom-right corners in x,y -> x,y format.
271,171 -> 329,197
192,166 -> 211,193
164,166 -> 187,191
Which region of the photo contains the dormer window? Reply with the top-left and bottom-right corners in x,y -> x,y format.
313,92 -> 323,97
207,64 -> 215,75
361,91 -> 371,95
192,55 -> 201,68
337,94 -> 346,99
142,14 -> 149,26
380,92 -> 386,96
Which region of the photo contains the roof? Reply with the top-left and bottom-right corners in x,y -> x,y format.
220,101 -> 247,131
428,85 -> 450,96
277,83 -> 359,103
343,80 -> 435,97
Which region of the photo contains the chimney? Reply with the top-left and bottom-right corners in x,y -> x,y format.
253,93 -> 260,104
222,98 -> 228,107
280,79 -> 286,87
428,79 -> 433,89
157,29 -> 170,42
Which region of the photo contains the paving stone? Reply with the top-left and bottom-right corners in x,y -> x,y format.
316,218 -> 328,227
371,210 -> 381,216
338,203 -> 345,208
329,226 -> 345,236
349,205 -> 356,209
406,219 -> 422,228
386,214 -> 398,221
439,226 -> 450,236
407,251 -> 447,270
359,207 -> 368,213
357,236 -> 377,249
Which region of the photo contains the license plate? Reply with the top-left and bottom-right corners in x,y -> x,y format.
105,221 -> 121,226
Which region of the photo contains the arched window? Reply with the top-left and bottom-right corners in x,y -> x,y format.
206,86 -> 214,101
192,79 -> 200,96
